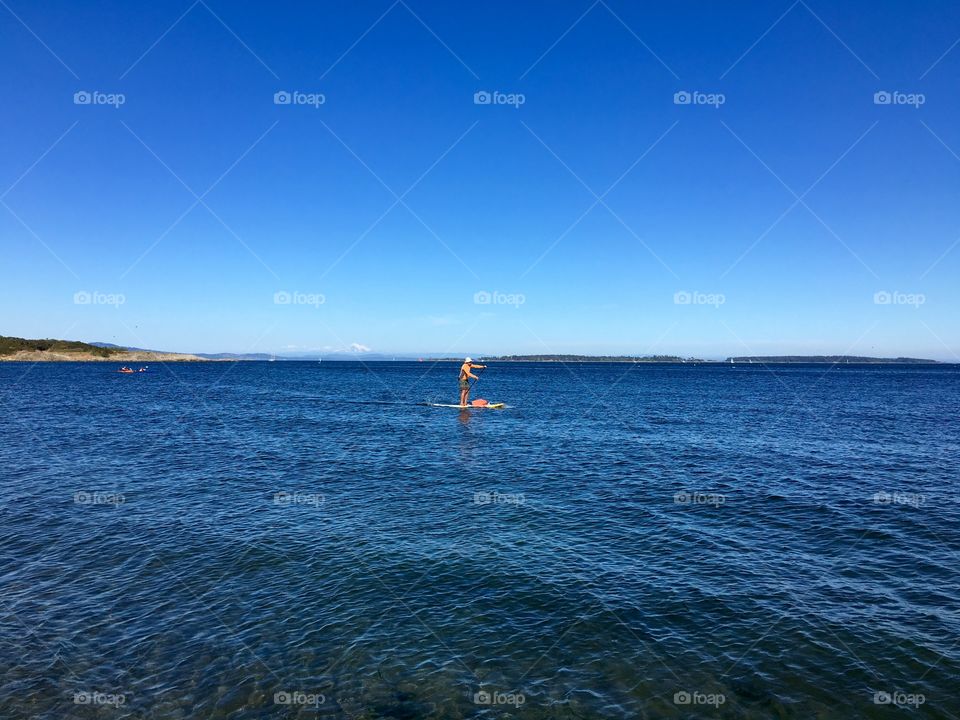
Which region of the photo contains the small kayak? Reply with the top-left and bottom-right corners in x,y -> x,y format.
426,403 -> 506,409
117,369 -> 134,374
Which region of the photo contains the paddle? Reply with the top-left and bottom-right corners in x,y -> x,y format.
469,363 -> 489,405
471,363 -> 485,390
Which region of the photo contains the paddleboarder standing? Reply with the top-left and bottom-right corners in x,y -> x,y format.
459,357 -> 486,407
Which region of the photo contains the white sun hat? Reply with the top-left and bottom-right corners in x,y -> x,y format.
465,357 -> 472,362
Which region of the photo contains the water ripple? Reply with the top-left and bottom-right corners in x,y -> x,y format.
1,362 -> 958,718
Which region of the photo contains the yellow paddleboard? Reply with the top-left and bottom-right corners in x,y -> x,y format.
426,403 -> 506,409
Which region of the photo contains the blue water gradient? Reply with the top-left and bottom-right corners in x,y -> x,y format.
1,361 -> 958,718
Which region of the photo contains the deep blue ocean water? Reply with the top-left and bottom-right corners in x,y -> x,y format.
1,360 -> 958,719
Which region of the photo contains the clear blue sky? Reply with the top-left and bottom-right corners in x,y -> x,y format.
2,0 -> 959,359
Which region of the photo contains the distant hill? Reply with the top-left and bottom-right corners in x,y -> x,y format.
1,336 -> 118,357
726,356 -> 938,364
1,336 -> 205,362
194,352 -> 276,360
90,343 -> 274,361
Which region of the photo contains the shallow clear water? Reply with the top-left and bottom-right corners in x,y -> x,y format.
1,361 -> 958,718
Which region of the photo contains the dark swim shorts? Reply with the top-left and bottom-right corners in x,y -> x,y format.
459,379 -> 470,390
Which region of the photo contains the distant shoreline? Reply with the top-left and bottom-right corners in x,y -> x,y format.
0,336 -> 210,362
2,357 -> 947,365
0,350 -> 209,362
452,355 -> 941,365
0,337 -> 942,364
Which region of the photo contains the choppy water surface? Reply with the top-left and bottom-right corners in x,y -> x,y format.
1,361 -> 958,718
